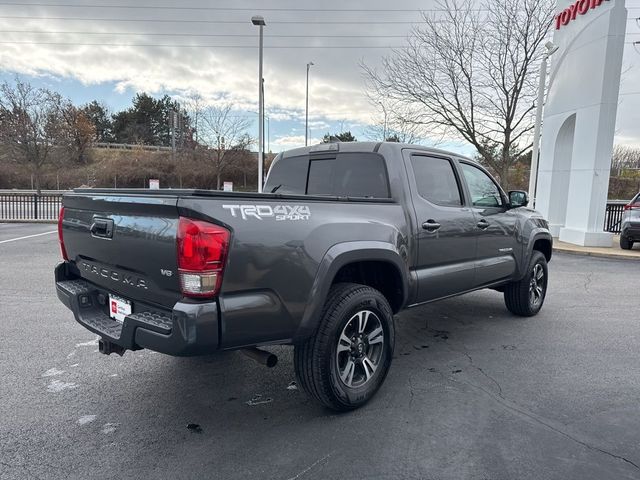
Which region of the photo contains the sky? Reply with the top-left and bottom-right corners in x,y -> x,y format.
0,0 -> 639,155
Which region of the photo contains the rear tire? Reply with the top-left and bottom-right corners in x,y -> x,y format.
620,235 -> 633,250
504,251 -> 548,317
294,283 -> 395,411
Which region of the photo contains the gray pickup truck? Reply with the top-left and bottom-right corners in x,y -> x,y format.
55,141 -> 552,410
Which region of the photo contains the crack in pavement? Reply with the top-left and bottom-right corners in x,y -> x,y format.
450,375 -> 640,473
408,376 -> 415,408
584,271 -> 593,293
452,344 -> 505,399
466,353 -> 504,398
415,320 -> 638,473
426,332 -> 639,473
425,325 -> 506,399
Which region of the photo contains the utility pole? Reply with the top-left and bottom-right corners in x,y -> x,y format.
252,15 -> 266,193
305,62 -> 314,146
171,110 -> 177,162
262,78 -> 266,158
529,42 -> 559,208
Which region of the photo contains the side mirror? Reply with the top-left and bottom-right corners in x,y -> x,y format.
508,190 -> 529,208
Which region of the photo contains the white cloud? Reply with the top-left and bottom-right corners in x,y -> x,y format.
307,120 -> 331,130
0,11 -> 381,125
271,134 -> 323,150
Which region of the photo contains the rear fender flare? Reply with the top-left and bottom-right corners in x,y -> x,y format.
294,241 -> 408,342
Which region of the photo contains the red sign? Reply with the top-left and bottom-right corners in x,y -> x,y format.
555,0 -> 610,30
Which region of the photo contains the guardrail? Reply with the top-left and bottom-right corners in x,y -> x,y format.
604,201 -> 628,234
93,142 -> 173,152
0,191 -> 65,221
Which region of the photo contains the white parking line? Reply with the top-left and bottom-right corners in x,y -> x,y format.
0,230 -> 57,244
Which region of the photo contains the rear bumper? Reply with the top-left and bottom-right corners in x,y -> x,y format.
55,262 -> 219,356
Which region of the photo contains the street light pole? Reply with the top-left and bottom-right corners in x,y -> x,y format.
305,62 -> 314,146
252,15 -> 266,193
529,41 -> 559,208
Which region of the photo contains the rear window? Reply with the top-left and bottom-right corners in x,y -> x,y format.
265,152 -> 390,198
263,155 -> 309,194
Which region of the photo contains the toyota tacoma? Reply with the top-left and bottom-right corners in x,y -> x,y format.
55,142 -> 552,410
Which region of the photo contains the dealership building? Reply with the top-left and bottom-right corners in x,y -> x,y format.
534,0 -> 628,246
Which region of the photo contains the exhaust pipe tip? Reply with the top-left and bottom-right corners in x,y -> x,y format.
265,353 -> 278,368
241,347 -> 278,368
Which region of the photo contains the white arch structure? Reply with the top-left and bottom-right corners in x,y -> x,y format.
536,0 -> 627,246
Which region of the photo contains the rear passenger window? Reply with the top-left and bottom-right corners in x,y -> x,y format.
410,156 -> 462,206
263,155 -> 309,194
307,153 -> 390,198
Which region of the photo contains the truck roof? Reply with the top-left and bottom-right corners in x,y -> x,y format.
281,141 -> 474,163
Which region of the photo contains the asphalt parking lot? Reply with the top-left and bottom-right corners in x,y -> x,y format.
1,223 -> 639,480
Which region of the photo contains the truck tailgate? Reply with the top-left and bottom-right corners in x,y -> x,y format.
62,192 -> 181,308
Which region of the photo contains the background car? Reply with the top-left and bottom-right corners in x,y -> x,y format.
620,192 -> 640,250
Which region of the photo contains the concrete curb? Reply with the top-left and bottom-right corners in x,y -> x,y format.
553,245 -> 640,261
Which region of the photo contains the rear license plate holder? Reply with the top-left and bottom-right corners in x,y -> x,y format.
109,294 -> 132,323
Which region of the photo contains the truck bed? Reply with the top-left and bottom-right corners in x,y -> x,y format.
58,188 -> 407,353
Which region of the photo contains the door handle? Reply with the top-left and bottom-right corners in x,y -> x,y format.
477,219 -> 490,230
422,219 -> 441,232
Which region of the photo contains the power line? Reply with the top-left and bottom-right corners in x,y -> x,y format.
0,40 -> 412,48
0,2 -> 488,12
0,15 -> 431,24
0,29 -> 412,38
0,40 -> 636,48
4,2 -> 640,11
0,14 -> 636,25
2,29 -> 639,38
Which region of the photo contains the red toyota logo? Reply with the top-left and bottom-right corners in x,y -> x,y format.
555,0 -> 609,30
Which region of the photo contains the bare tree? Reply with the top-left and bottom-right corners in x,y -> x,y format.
611,144 -> 640,175
0,78 -> 66,193
363,0 -> 554,188
365,96 -> 422,143
185,92 -> 205,147
200,104 -> 254,190
61,102 -> 96,164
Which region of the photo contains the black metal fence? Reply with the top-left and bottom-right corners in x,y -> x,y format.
604,201 -> 628,234
0,191 -> 632,231
0,191 -> 65,221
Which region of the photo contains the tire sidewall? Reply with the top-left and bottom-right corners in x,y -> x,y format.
326,289 -> 394,409
528,251 -> 548,314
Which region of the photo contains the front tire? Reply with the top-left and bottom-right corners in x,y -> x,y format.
620,235 -> 633,250
504,251 -> 548,317
294,283 -> 395,411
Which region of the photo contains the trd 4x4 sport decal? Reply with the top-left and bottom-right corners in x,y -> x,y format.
222,205 -> 311,221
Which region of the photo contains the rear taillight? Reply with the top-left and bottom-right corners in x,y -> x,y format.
177,217 -> 230,298
624,203 -> 640,211
58,206 -> 68,261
